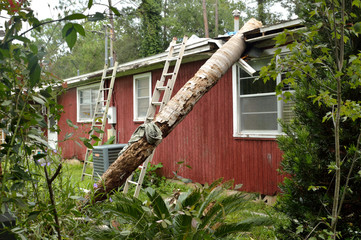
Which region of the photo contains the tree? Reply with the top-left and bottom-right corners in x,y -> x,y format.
163,0 -> 247,40
0,1 -> 109,238
202,0 -> 209,38
138,0 -> 163,57
90,18 -> 263,202
261,0 -> 361,238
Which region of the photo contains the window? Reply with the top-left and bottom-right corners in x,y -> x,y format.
77,84 -> 100,122
133,73 -> 152,121
232,57 -> 294,138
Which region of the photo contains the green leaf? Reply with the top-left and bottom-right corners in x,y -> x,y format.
29,44 -> 38,54
73,23 -> 85,36
80,137 -> 93,149
69,195 -> 86,201
354,22 -> 361,34
234,184 -> 243,190
65,29 -> 77,49
12,36 -> 31,43
28,134 -> 48,146
64,13 -> 87,20
296,225 -> 304,234
66,119 -> 74,127
88,0 -> 93,9
145,187 -> 170,219
353,0 -> 361,7
62,23 -> 73,38
32,95 -> 45,105
88,12 -> 105,21
28,211 -> 41,221
29,62 -> 41,87
93,127 -> 103,134
1,100 -> 12,106
110,6 -> 122,16
91,135 -> 101,142
64,132 -> 74,140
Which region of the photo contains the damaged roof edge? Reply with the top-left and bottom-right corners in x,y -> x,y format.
63,19 -> 304,87
64,38 -> 223,86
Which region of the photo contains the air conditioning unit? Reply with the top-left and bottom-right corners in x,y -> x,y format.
93,143 -> 127,180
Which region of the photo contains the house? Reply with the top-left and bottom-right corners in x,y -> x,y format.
56,19 -> 303,196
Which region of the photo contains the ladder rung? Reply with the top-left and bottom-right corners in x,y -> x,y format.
146,116 -> 154,121
82,173 -> 92,177
100,88 -> 110,91
156,86 -> 167,91
164,72 -> 174,76
127,180 -> 139,185
97,100 -> 108,103
152,102 -> 162,106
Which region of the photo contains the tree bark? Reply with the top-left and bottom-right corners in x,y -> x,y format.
215,0 -> 218,37
202,0 -> 209,38
90,18 -> 263,202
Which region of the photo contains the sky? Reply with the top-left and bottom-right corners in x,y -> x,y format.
0,0 -> 122,29
30,0 -> 117,21
1,0 -> 289,36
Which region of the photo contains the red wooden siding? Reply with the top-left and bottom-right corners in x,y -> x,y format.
57,60 -> 284,195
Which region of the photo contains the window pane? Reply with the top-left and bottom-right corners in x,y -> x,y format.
138,98 -> 149,117
241,95 -> 278,131
79,105 -> 91,120
241,95 -> 277,113
80,89 -> 91,104
91,89 -> 99,103
240,78 -> 276,95
241,112 -> 278,130
137,78 -> 149,88
138,87 -> 149,97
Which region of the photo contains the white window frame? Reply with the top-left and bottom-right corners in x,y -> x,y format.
232,55 -> 292,138
133,72 -> 152,122
76,83 -> 100,123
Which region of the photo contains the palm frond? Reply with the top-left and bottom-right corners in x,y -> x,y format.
110,193 -> 150,229
145,187 -> 170,219
213,217 -> 273,238
208,178 -> 224,190
176,189 -> 201,210
171,214 -> 193,240
197,186 -> 224,219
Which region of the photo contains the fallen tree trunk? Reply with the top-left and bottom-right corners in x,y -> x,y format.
90,18 -> 262,202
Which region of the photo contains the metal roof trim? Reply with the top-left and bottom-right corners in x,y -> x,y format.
64,39 -> 216,85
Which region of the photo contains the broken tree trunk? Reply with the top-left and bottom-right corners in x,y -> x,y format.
90,18 -> 262,202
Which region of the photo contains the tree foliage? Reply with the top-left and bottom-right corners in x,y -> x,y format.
0,0 -> 101,238
261,0 -> 361,238
138,0 -> 163,57
31,0 -> 291,79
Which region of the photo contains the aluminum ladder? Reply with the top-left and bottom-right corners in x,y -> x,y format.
81,62 -> 118,181
123,36 -> 188,197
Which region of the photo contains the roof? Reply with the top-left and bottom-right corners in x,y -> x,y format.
64,37 -> 223,87
64,19 -> 304,88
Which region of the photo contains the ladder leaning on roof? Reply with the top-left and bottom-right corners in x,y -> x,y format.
81,62 -> 118,181
123,36 -> 188,197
